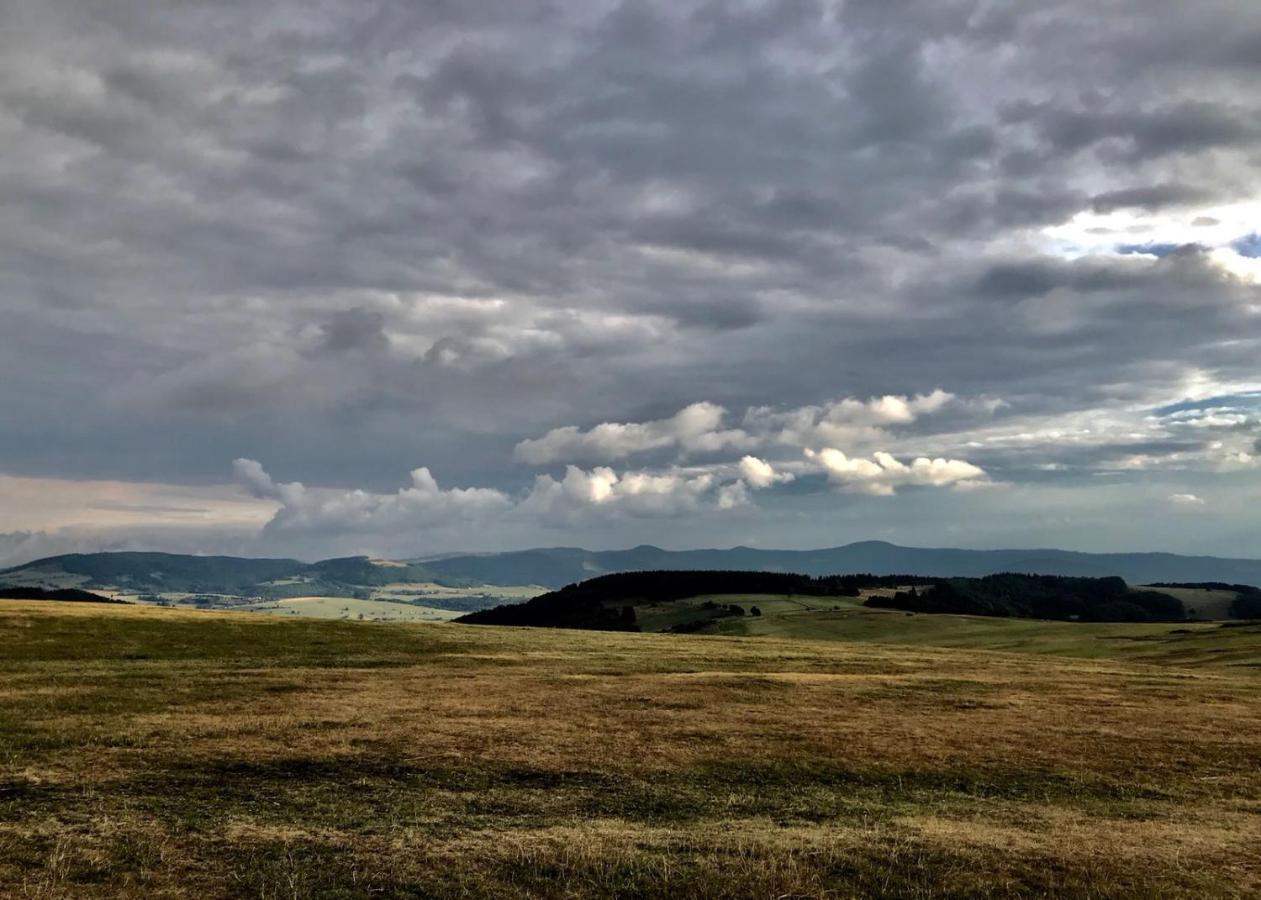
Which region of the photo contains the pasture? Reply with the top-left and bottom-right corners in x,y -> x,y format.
242,595 -> 462,622
2,600 -> 1259,897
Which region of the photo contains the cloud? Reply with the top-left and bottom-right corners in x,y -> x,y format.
1089,184 -> 1219,214
738,455 -> 793,489
716,480 -> 751,510
514,402 -> 753,464
0,524 -> 262,569
805,449 -> 987,496
519,465 -> 720,523
517,390 -> 962,467
742,390 -> 963,451
4,0 -> 1261,558
234,458 -> 512,536
317,306 -> 389,354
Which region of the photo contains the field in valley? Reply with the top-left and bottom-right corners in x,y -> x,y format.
2,600 -> 1260,897
239,596 -> 463,623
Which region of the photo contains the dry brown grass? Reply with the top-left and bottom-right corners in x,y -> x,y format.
2,600 -> 1260,897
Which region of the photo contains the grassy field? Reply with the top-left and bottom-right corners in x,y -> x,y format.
82,583 -> 543,618
2,601 -> 1260,898
1136,586 -> 1241,621
692,593 -> 1261,667
240,596 -> 463,622
367,582 -> 546,601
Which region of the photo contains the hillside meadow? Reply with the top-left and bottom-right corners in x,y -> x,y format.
698,592 -> 1261,666
2,600 -> 1260,898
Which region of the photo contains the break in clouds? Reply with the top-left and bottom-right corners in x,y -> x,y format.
2,0 -> 1260,563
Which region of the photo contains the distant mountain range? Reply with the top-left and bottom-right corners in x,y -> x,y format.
4,541 -> 1261,594
410,542 -> 1261,588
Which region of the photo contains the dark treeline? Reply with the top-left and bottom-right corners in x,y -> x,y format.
0,586 -> 125,604
540,569 -> 938,602
1150,581 -> 1258,591
459,570 -> 1216,631
866,574 -> 1185,623
459,569 -> 937,630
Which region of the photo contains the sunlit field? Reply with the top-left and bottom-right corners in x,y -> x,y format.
242,595 -> 462,622
3,600 -> 1260,898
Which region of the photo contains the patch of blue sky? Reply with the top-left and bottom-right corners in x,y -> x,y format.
1231,233 -> 1261,257
1114,242 -> 1183,257
1154,392 -> 1261,417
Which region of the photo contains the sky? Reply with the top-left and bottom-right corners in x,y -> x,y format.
2,0 -> 1260,565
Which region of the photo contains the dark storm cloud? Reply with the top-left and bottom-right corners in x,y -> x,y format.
2,0 -> 1261,558
317,307 -> 390,354
1090,184 -> 1221,214
1005,99 -> 1260,162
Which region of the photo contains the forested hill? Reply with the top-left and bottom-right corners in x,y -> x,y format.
0,552 -> 440,597
457,570 -> 1195,631
457,570 -> 931,630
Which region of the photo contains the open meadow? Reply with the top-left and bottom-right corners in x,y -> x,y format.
3,600 -> 1261,898
701,592 -> 1261,666
239,596 -> 463,623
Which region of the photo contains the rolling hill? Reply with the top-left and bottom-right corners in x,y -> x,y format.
5,541 -> 1261,601
0,551 -> 310,593
0,551 -> 545,618
459,570 -> 1205,632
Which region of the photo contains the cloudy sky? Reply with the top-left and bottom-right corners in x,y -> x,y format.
2,0 -> 1260,565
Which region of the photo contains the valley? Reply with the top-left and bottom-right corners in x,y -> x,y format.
0,551 -> 545,621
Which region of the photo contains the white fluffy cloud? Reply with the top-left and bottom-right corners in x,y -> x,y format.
833,391 -> 956,427
514,402 -> 753,464
742,390 -> 964,453
234,458 -> 512,535
519,465 -> 719,523
223,388 -> 1001,544
738,455 -> 794,489
805,449 -> 987,496
516,391 -> 960,466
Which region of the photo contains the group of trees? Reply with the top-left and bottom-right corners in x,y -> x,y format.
866,574 -> 1187,623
